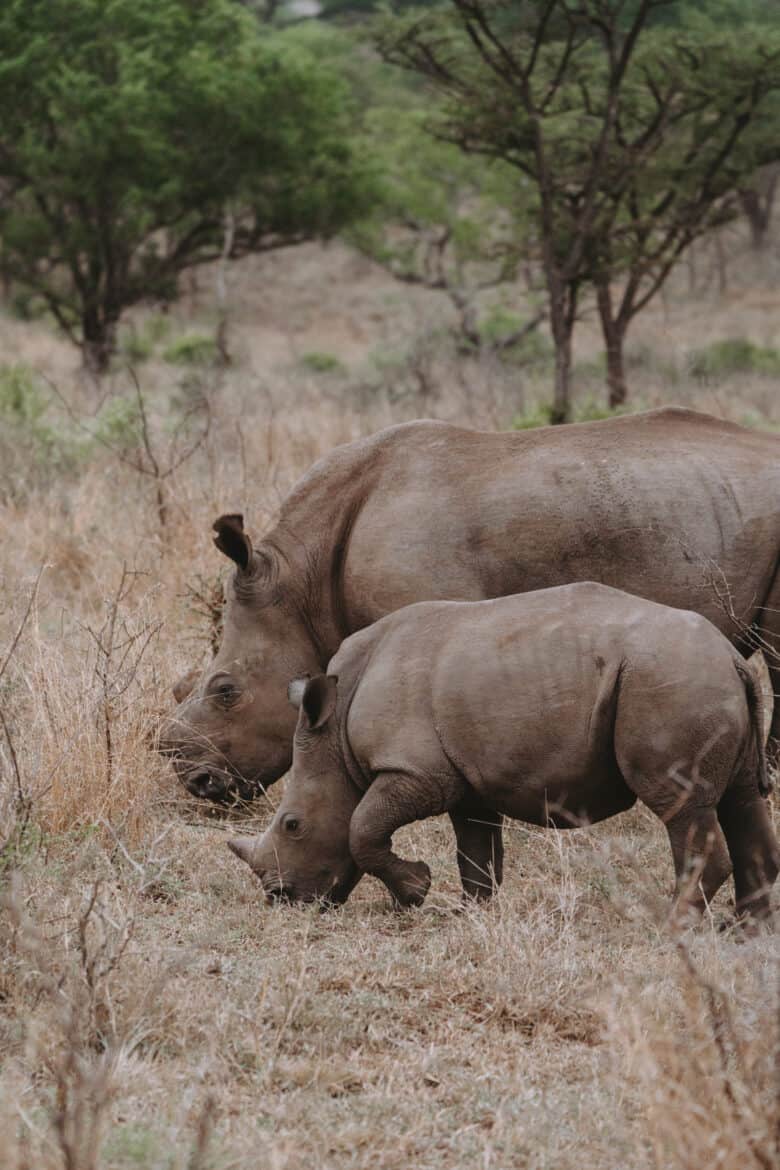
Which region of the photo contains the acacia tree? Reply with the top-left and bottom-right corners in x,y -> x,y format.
351,105 -> 544,353
378,0 -> 780,421
585,26 -> 780,405
0,0 -> 372,371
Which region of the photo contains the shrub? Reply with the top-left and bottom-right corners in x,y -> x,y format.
118,330 -> 154,365
91,397 -> 143,452
0,365 -> 78,500
689,337 -> 780,381
163,333 -> 219,367
300,351 -> 346,375
0,363 -> 49,428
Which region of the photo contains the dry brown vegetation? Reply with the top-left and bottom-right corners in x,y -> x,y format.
0,233 -> 778,1170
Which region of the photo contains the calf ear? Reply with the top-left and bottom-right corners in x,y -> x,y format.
213,513 -> 252,571
300,674 -> 338,730
172,667 -> 200,704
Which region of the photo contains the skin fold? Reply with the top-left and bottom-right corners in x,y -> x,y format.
159,408 -> 780,802
229,585 -> 779,924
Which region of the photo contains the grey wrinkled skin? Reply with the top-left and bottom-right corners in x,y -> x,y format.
159,407 -> 780,802
230,585 -> 779,924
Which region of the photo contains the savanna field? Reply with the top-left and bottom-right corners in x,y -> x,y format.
0,223 -> 778,1170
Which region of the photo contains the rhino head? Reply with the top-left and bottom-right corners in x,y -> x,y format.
228,675 -> 361,903
158,515 -> 322,802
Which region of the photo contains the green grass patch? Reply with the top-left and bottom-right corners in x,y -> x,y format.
300,350 -> 346,375
163,332 -> 219,367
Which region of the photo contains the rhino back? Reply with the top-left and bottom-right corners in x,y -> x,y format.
318,409 -> 779,639
342,585 -> 743,823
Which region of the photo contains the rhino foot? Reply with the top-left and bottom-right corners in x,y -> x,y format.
389,859 -> 431,909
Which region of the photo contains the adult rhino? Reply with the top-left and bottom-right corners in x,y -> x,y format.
159,407 -> 780,802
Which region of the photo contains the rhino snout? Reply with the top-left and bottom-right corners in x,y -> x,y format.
263,881 -> 296,904
184,770 -> 229,801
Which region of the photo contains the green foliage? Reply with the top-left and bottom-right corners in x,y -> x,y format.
119,331 -> 154,366
0,364 -> 49,429
477,307 -> 528,347
349,94 -> 537,347
377,0 -> 780,418
0,0 -> 374,368
0,364 -> 77,499
118,315 -> 173,363
512,399 -> 630,430
689,338 -> 780,381
5,287 -> 48,322
91,396 -> 142,451
163,333 -> 220,367
300,351 -> 347,374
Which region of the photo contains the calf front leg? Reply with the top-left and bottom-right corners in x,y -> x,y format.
449,799 -> 504,901
349,772 -> 463,908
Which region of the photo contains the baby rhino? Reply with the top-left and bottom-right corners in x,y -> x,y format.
229,584 -> 778,922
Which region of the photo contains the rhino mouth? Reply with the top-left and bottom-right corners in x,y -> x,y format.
181,767 -> 259,805
264,882 -> 297,905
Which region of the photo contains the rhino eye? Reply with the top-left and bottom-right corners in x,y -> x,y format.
284,817 -> 300,833
207,676 -> 241,707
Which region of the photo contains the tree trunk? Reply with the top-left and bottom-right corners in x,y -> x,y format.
739,187 -> 771,251
714,229 -> 728,296
81,305 -> 117,375
596,280 -> 628,409
547,272 -> 574,425
215,209 -> 236,366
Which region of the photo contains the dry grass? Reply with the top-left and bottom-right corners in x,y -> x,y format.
0,231 -> 778,1170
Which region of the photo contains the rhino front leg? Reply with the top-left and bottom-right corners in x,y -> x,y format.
449,799 -> 504,901
349,772 -> 464,908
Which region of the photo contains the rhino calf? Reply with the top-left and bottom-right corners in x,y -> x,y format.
229,584 -> 779,922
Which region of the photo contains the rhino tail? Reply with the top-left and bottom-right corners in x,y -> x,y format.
735,651 -> 773,798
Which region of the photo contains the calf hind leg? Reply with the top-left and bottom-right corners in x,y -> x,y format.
615,717 -> 734,921
717,789 -> 780,922
664,808 -> 733,922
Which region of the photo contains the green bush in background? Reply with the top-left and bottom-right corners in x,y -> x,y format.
689,338 -> 780,381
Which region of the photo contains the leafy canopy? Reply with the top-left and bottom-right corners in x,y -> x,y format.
0,0 -> 373,361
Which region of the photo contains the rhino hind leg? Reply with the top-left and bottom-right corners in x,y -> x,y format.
663,808 -> 733,921
449,801 -> 504,901
617,778 -> 733,921
717,787 -> 780,922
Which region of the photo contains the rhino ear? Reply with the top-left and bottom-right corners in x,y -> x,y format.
300,675 -> 338,730
213,513 -> 252,571
288,677 -> 310,710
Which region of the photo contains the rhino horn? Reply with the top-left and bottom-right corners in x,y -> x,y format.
227,837 -> 257,867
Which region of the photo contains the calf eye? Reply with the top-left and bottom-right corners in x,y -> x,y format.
284,817 -> 300,833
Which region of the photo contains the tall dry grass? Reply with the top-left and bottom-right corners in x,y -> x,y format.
0,233 -> 778,1169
